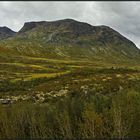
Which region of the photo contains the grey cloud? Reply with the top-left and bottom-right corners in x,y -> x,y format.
0,2 -> 139,48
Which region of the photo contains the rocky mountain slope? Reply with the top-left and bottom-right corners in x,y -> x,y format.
0,19 -> 139,63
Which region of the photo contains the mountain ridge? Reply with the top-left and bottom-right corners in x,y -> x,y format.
0,18 -> 139,63
17,19 -> 138,50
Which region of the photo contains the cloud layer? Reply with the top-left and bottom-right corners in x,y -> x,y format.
0,2 -> 140,48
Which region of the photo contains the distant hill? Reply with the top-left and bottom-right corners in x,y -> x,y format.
0,26 -> 16,40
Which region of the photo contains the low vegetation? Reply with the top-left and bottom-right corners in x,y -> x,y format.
0,88 -> 140,138
0,55 -> 139,138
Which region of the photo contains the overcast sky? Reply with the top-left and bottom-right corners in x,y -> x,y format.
0,1 -> 140,48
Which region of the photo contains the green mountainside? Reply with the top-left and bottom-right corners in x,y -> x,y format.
0,19 -> 139,64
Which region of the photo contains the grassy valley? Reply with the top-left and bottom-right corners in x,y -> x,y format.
0,19 -> 140,138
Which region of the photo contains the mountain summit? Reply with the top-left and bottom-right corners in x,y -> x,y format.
18,19 -> 94,35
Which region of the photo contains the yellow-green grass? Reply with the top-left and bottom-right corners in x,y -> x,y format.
0,62 -> 60,73
12,70 -> 71,82
22,56 -> 91,64
68,65 -> 86,68
0,62 -> 46,69
22,56 -> 140,69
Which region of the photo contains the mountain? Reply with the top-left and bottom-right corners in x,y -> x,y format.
0,26 -> 16,40
0,19 -> 139,63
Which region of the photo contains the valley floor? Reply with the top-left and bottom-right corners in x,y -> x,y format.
0,56 -> 140,138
